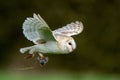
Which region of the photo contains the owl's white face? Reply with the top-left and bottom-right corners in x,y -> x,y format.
56,36 -> 76,53
66,38 -> 76,52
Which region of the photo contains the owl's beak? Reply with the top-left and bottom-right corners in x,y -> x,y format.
68,46 -> 74,52
72,46 -> 74,51
72,42 -> 76,51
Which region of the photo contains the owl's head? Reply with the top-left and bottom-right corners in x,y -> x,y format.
65,37 -> 76,52
57,36 -> 76,53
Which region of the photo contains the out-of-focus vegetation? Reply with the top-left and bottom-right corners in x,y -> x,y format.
0,0 -> 120,79
0,72 -> 120,80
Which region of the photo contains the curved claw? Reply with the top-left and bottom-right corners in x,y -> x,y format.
24,54 -> 35,59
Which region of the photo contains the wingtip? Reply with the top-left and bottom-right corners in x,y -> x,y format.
33,13 -> 38,18
77,21 -> 84,34
75,21 -> 83,25
33,13 -> 42,20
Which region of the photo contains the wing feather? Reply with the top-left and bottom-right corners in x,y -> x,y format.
53,21 -> 83,36
22,13 -> 56,44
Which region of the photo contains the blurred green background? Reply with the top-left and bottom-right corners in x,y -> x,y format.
0,0 -> 120,80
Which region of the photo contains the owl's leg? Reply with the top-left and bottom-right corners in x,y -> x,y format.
37,53 -> 48,66
24,54 -> 35,59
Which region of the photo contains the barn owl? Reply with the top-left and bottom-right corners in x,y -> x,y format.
20,13 -> 83,65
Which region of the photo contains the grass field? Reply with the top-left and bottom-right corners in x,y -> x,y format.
0,72 -> 120,80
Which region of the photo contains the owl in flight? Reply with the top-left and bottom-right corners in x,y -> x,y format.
20,13 -> 83,65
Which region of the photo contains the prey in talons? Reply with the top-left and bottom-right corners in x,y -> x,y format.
23,52 -> 48,66
36,53 -> 48,66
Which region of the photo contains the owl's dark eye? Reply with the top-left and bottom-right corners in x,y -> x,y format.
68,42 -> 72,45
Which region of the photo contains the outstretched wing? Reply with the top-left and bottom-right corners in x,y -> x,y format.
52,21 -> 83,37
22,13 -> 56,44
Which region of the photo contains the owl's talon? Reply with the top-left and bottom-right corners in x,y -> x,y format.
24,54 -> 34,59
